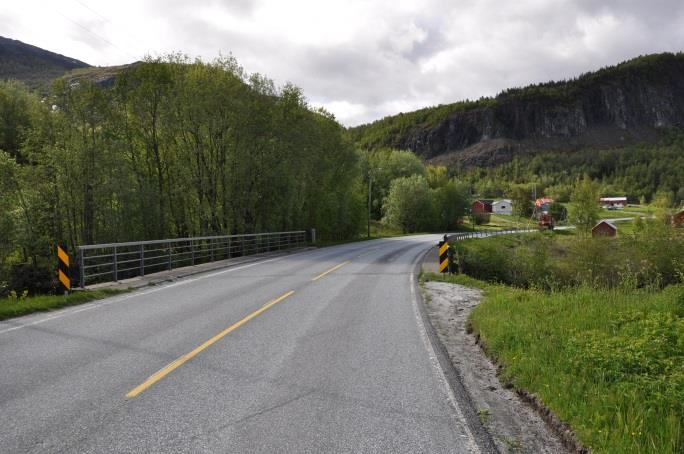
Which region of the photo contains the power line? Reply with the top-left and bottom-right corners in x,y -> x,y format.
72,0 -> 112,25
53,8 -> 137,61
69,0 -> 147,60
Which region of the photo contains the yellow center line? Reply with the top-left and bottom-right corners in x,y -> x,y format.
311,260 -> 351,281
125,290 -> 295,399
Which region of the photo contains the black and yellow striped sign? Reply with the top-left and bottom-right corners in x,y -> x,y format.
57,245 -> 71,291
438,239 -> 449,273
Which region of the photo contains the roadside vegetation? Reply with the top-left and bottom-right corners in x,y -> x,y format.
0,59 -> 471,297
427,222 -> 684,453
2,56 -> 366,295
0,289 -> 124,321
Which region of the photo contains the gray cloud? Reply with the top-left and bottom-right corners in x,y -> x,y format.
4,0 -> 684,125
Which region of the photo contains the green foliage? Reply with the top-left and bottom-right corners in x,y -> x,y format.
454,224 -> 684,290
380,169 -> 470,233
0,56 -> 366,289
461,137 -> 684,205
473,212 -> 491,225
426,165 -> 449,189
508,184 -> 534,218
548,202 -> 568,222
349,98 -> 495,151
360,148 -> 425,219
570,176 -> 601,232
465,281 -> 684,453
382,175 -> 433,233
432,180 -> 470,229
0,80 -> 36,162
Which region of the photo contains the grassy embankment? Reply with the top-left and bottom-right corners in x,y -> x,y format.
424,225 -> 683,453
0,289 -> 125,321
458,214 -> 537,232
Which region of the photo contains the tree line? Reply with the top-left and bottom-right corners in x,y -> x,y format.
0,56 -> 367,293
461,134 -> 684,207
1,56 -> 474,295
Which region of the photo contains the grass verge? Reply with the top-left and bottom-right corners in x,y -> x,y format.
422,271 -> 683,453
0,289 -> 126,321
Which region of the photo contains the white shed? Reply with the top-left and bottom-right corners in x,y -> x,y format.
492,199 -> 513,215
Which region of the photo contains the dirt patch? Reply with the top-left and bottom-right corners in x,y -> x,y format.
421,281 -> 571,453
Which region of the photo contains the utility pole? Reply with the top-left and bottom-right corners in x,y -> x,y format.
367,176 -> 372,239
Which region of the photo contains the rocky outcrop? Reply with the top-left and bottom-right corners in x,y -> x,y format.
360,53 -> 684,167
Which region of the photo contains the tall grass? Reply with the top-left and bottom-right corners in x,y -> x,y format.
469,282 -> 683,453
0,289 -> 124,320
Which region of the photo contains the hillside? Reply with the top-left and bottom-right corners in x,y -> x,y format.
350,53 -> 684,168
0,36 -> 90,90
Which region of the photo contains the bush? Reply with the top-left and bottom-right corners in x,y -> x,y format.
7,263 -> 54,296
473,212 -> 491,225
455,223 -> 684,290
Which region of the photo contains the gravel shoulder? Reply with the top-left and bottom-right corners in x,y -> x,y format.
421,281 -> 570,453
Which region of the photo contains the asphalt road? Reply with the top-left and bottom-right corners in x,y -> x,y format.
0,236 -> 491,453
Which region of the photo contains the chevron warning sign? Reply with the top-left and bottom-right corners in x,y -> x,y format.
438,239 -> 449,273
57,245 -> 71,291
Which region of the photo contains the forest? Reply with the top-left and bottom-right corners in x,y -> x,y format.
460,133 -> 684,205
0,56 -> 366,293
0,56 -> 470,295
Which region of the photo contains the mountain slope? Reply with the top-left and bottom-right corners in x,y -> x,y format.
0,36 -> 90,90
350,53 -> 684,168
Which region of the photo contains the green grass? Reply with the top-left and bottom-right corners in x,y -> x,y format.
487,214 -> 537,229
0,289 -> 126,321
424,272 -> 684,453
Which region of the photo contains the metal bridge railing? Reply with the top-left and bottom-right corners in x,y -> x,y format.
77,230 -> 307,288
448,228 -> 535,241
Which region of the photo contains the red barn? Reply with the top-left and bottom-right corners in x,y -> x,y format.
592,221 -> 617,237
472,200 -> 493,214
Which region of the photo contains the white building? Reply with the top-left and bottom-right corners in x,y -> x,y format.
600,197 -> 627,209
492,199 -> 513,215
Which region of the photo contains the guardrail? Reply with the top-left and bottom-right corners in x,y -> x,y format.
448,228 -> 535,241
77,230 -> 307,288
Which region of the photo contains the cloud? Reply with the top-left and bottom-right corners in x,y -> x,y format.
3,0 -> 684,125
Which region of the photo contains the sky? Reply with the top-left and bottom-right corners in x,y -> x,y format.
2,0 -> 684,126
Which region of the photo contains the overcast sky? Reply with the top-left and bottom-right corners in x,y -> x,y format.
2,0 -> 684,126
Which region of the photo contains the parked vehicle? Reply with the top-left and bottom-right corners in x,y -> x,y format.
538,213 -> 555,230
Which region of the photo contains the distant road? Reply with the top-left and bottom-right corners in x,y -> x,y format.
0,236 -> 492,453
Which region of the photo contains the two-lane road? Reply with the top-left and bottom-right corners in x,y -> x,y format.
0,236 -> 490,453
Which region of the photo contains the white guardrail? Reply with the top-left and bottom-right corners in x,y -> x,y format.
448,228 -> 536,241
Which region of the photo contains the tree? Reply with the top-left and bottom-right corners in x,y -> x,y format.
426,165 -> 449,189
509,184 -> 534,218
382,175 -> 433,233
570,176 -> 601,232
548,202 -> 568,223
431,180 -> 470,230
361,148 -> 425,219
0,56 -> 369,293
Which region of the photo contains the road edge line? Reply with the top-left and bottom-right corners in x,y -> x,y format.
410,247 -> 499,454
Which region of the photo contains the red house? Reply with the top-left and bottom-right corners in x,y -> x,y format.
673,210 -> 684,227
472,200 -> 493,214
592,221 -> 617,237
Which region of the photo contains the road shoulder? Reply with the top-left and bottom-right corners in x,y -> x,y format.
421,280 -> 570,453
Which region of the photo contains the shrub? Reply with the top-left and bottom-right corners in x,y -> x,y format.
8,263 -> 54,296
473,212 -> 491,225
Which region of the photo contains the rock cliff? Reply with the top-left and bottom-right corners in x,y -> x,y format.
352,53 -> 684,167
